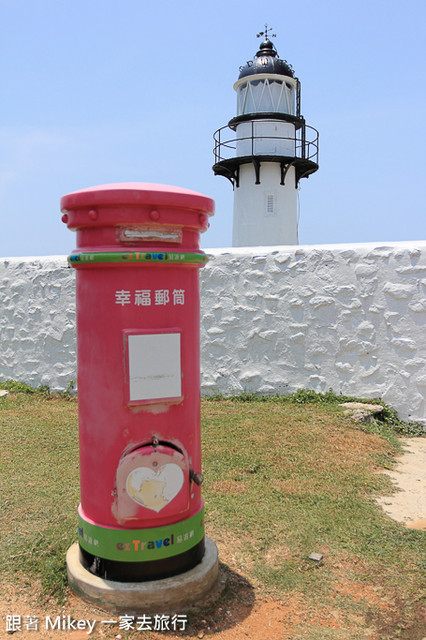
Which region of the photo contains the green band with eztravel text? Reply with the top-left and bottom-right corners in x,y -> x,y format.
78,509 -> 204,562
68,251 -> 208,267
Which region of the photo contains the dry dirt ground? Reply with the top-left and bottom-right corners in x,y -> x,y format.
1,438 -> 425,640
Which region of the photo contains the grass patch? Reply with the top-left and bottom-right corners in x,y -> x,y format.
0,390 -> 79,602
205,388 -> 425,436
0,385 -> 425,638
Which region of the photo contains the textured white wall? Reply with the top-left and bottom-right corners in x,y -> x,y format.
1,241 -> 426,424
0,256 -> 76,390
200,242 -> 426,425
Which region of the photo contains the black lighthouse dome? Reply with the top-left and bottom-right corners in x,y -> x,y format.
238,38 -> 295,79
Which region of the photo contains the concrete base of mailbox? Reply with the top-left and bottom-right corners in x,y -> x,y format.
66,537 -> 223,614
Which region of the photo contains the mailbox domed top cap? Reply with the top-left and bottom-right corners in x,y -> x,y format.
60,182 -> 215,215
238,38 -> 294,79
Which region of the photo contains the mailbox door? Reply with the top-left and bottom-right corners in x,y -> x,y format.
114,444 -> 191,524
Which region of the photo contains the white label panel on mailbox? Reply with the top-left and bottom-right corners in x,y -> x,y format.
128,333 -> 181,401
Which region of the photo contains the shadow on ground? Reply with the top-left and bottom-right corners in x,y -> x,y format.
186,562 -> 256,635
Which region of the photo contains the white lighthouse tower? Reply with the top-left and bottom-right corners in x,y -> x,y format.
213,29 -> 319,247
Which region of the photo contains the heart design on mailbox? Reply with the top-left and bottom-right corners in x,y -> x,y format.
126,463 -> 184,513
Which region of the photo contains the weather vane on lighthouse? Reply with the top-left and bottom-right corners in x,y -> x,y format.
212,30 -> 319,247
256,24 -> 276,40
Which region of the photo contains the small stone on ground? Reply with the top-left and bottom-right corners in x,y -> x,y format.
339,402 -> 384,423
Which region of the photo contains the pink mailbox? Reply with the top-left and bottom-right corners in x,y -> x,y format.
61,183 -> 214,582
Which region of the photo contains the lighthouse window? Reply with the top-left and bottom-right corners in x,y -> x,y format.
265,193 -> 276,217
286,84 -> 295,114
277,82 -> 295,115
244,84 -> 256,114
236,78 -> 295,116
270,81 -> 284,111
251,80 -> 268,110
237,85 -> 246,114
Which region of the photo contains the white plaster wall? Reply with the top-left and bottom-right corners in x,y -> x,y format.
0,256 -> 76,390
1,241 -> 426,425
200,241 -> 426,425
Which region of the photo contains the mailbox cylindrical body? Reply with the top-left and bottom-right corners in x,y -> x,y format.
61,183 -> 214,582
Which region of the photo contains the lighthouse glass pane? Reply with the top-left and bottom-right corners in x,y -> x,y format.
269,80 -> 284,111
277,86 -> 289,113
244,84 -> 256,113
237,84 -> 247,115
251,80 -> 273,112
285,84 -> 295,115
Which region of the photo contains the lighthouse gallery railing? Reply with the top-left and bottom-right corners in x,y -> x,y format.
213,120 -> 319,165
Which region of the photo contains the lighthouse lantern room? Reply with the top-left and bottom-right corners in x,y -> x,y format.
213,29 -> 319,247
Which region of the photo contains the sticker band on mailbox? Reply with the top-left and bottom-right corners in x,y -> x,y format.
78,508 -> 204,562
68,251 -> 209,266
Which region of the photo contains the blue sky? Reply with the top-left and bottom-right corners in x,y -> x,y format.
0,0 -> 425,257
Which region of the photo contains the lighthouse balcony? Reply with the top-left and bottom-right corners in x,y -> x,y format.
213,119 -> 319,187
